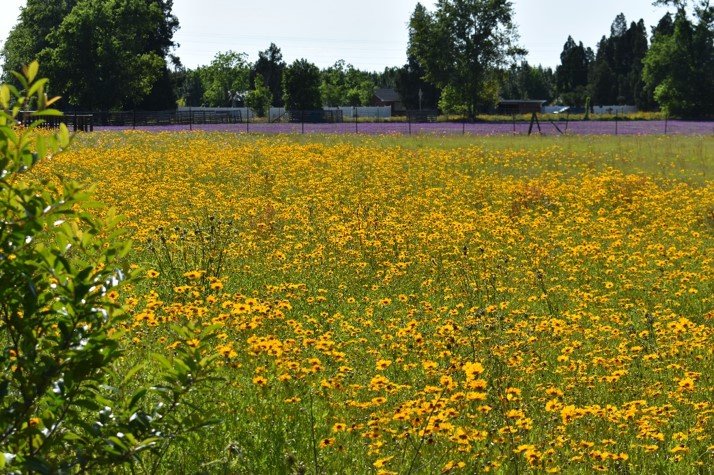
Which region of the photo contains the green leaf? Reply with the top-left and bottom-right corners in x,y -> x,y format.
31,109 -> 63,117
36,137 -> 47,161
62,432 -> 85,442
129,389 -> 148,409
107,435 -> 128,452
121,363 -> 146,387
0,85 -> 9,109
26,61 -> 40,84
134,437 -> 161,452
74,398 -> 101,411
27,78 -> 49,99
10,71 -> 28,90
58,123 -> 70,148
151,353 -> 174,371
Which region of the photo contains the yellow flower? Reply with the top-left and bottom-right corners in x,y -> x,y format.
374,456 -> 394,468
669,445 -> 689,454
462,361 -> 484,379
678,377 -> 695,391
376,359 -> 392,370
319,438 -> 335,448
183,270 -> 204,279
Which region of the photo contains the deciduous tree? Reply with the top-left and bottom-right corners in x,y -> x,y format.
245,74 -> 273,117
407,0 -> 524,118
252,43 -> 285,107
643,3 -> 714,117
2,0 -> 179,110
199,51 -> 251,107
283,59 -> 322,111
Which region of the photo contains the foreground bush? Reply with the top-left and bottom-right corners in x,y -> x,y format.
0,64 -> 221,473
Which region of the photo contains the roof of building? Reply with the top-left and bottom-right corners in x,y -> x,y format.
373,88 -> 402,103
498,99 -> 548,105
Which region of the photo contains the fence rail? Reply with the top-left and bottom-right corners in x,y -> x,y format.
23,110 -> 714,136
27,113 -> 94,132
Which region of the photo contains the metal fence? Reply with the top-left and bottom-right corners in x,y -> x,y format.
29,110 -> 714,136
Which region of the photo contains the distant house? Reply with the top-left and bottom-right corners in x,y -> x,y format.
497,100 -> 547,115
371,88 -> 406,115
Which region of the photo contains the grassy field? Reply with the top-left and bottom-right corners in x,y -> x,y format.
30,131 -> 714,474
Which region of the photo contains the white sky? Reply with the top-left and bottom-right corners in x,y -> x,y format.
1,0 -> 671,73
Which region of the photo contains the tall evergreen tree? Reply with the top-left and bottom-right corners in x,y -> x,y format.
589,15 -> 650,107
555,36 -> 593,106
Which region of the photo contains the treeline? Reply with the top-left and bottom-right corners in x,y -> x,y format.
172,46 -> 409,114
2,0 -> 713,118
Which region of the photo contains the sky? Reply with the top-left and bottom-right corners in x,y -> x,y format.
0,0 -> 672,73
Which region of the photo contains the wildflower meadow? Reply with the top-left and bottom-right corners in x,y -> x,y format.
15,128 -> 714,473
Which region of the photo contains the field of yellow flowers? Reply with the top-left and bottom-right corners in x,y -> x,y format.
32,131 -> 714,473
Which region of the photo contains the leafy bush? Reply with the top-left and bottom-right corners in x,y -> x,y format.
0,63 -> 221,473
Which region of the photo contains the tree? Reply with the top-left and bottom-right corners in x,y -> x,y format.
282,59 -> 322,110
555,36 -> 593,106
589,15 -> 650,107
407,0 -> 524,118
319,60 -> 376,107
173,67 -> 206,107
588,43 -> 617,105
0,0 -> 79,82
652,12 -> 675,38
320,60 -> 348,107
200,51 -> 251,107
376,67 -> 400,89
1,0 -> 179,110
643,3 -> 714,117
245,74 -> 273,117
396,54 -> 440,110
252,43 -> 285,107
500,61 -> 555,102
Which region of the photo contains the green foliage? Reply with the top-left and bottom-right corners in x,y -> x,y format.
438,85 -> 468,116
173,67 -> 206,107
199,51 -> 251,108
2,0 -> 179,110
408,0 -> 523,118
588,15 -> 651,108
643,6 -> 714,118
396,55 -> 441,110
253,43 -> 286,108
0,64 -> 221,473
555,36 -> 593,106
499,61 -> 555,102
320,60 -> 376,107
245,74 -> 273,118
0,1 -> 78,85
283,59 -> 322,111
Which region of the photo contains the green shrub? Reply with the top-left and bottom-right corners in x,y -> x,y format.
0,63 -> 222,473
